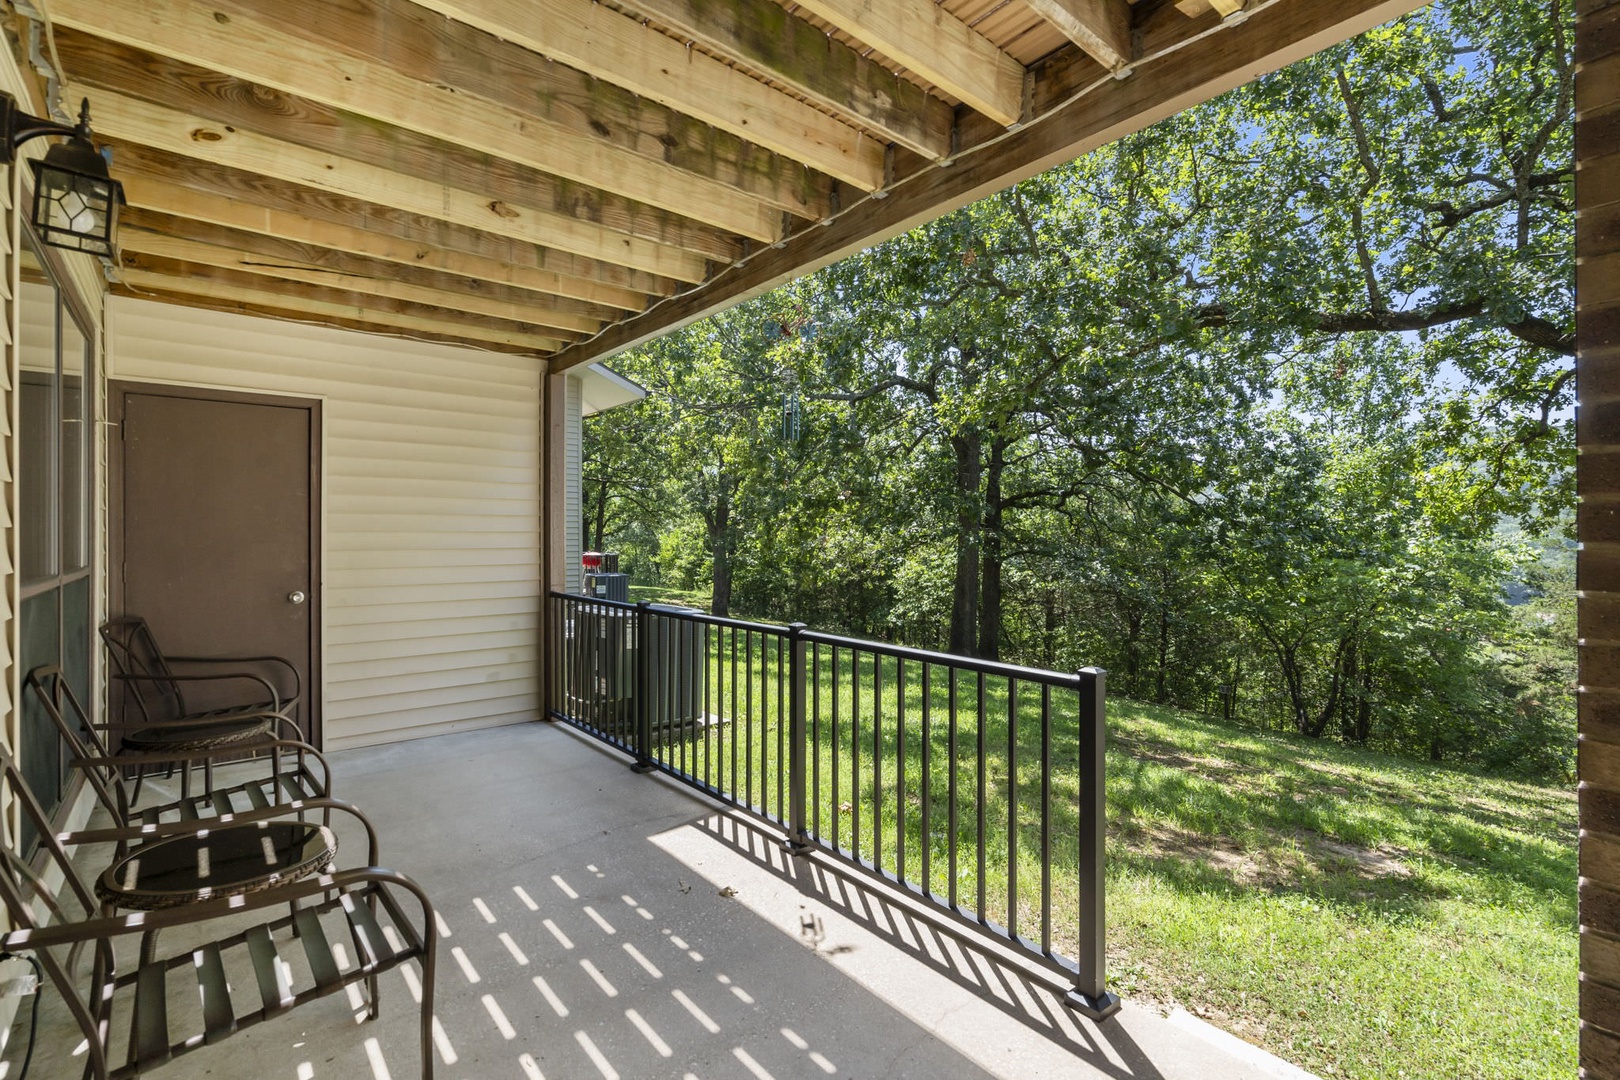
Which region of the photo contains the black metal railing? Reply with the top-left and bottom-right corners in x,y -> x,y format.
548,591 -> 1119,1018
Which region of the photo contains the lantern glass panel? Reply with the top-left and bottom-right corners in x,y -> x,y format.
30,162 -> 116,257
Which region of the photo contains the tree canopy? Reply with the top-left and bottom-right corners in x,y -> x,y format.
584,0 -> 1574,778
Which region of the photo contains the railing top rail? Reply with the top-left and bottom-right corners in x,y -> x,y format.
552,590 -> 636,612
549,590 -> 1095,686
801,629 -> 1090,687
644,604 -> 790,634
550,591 -> 791,633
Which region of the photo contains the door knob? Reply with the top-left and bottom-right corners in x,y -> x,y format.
288,591 -> 307,605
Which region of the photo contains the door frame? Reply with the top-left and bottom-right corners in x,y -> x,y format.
109,380 -> 324,747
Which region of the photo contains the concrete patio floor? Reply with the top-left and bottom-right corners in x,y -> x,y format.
22,722 -> 1314,1079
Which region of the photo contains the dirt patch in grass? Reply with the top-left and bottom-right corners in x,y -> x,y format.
1125,820 -> 1411,889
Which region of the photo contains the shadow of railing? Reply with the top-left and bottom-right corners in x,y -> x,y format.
685,806 -> 1166,1080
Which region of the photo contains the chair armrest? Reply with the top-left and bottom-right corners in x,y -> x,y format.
56,793 -> 375,863
98,709 -> 303,744
166,654 -> 302,703
111,670 -> 282,710
0,866 -> 429,952
69,736 -> 332,795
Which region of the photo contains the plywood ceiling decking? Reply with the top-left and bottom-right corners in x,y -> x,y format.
21,0 -> 1427,367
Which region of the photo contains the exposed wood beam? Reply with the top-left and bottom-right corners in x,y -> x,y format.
80,87 -> 713,283
217,0 -> 832,220
119,229 -> 607,336
59,31 -> 747,264
1020,0 -> 1133,72
119,207 -> 628,322
110,141 -> 668,309
111,286 -> 541,358
785,0 -> 1026,126
404,0 -> 888,189
620,0 -> 953,159
549,0 -> 1427,370
118,261 -> 568,352
50,1 -> 786,242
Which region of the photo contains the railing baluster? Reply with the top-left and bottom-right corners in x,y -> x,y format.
949,669 -> 958,911
1007,678 -> 1018,941
873,650 -> 883,872
851,648 -> 861,861
785,624 -> 809,853
1041,682 -> 1052,956
633,602 -> 653,772
813,643 -> 822,841
777,634 -> 786,823
921,661 -> 932,896
746,629 -> 754,812
730,627 -> 739,805
704,623 -> 713,789
896,656 -> 906,882
976,670 -> 986,923
832,646 -> 842,852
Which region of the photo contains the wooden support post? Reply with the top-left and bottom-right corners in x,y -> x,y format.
540,370 -> 569,720
1581,0 -> 1620,1072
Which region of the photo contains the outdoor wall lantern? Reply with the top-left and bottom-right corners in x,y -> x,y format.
0,94 -> 123,257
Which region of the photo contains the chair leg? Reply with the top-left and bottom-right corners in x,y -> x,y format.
367,892 -> 381,1019
139,928 -> 160,967
419,957 -> 436,1080
130,764 -> 146,805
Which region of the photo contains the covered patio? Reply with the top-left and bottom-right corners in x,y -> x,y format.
0,0 -> 1605,1073
25,723 -> 1296,1080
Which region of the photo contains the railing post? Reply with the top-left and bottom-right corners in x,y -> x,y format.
631,601 -> 656,773
1066,666 -> 1120,1020
783,623 -> 812,855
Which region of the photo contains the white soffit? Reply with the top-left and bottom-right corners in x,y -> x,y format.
579,362 -> 647,416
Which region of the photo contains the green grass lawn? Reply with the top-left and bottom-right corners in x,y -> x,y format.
614,623 -> 1573,1078
1104,699 -> 1574,1079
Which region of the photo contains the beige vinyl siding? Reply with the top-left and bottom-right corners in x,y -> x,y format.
107,296 -> 542,752
565,374 -> 583,594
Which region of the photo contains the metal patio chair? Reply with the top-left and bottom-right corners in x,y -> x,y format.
25,665 -> 331,832
99,617 -> 304,800
0,739 -> 437,1079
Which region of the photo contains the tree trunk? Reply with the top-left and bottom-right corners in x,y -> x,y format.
706,486 -> 733,617
977,437 -> 1006,661
593,479 -> 609,551
1042,593 -> 1057,669
1155,607 -> 1169,704
1124,606 -> 1142,697
948,429 -> 982,656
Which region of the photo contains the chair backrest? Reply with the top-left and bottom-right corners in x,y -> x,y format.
101,615 -> 187,723
23,665 -> 130,827
0,735 -> 112,1073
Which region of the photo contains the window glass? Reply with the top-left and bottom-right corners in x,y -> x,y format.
61,313 -> 88,572
19,275 -> 58,584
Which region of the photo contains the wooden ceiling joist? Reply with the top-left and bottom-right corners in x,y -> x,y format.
403,0 -> 890,189
119,230 -> 610,336
110,143 -> 668,309
1021,0 -> 1133,72
119,260 -> 569,353
59,31 -> 750,264
119,209 -> 627,324
110,284 -> 545,358
81,88 -> 714,283
50,0 -> 789,242
619,0 -> 955,159
785,0 -> 1027,125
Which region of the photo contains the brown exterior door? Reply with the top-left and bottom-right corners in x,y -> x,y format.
111,383 -> 321,746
